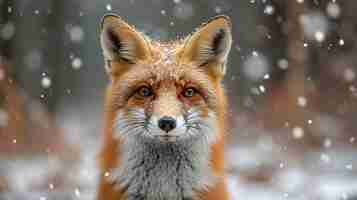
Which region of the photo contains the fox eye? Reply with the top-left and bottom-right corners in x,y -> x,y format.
182,87 -> 198,98
137,86 -> 153,97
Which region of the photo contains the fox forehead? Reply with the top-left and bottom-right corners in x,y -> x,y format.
111,41 -> 216,90
114,41 -> 186,74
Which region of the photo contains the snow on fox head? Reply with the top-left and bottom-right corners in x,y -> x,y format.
100,14 -> 232,144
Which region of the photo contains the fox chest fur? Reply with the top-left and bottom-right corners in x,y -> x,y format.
110,136 -> 213,200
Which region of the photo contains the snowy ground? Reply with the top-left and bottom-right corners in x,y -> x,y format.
1,104 -> 357,200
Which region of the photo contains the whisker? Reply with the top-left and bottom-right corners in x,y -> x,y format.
184,107 -> 217,143
112,109 -> 148,139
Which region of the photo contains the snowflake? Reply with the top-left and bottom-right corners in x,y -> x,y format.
75,188 -> 81,198
323,138 -> 332,148
72,57 -> 83,70
263,73 -> 270,79
173,2 -> 194,20
41,76 -> 52,89
314,31 -> 325,42
264,5 -> 275,15
339,39 -> 345,46
278,58 -> 289,70
259,85 -> 266,93
243,52 -> 269,81
345,164 -> 353,170
69,25 -> 84,42
0,22 -> 15,40
320,153 -> 331,163
326,2 -> 341,19
106,4 -> 112,11
297,96 -> 307,107
343,68 -> 355,82
292,126 -> 304,139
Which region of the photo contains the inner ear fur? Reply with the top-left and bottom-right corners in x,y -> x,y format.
100,14 -> 152,74
178,15 -> 233,77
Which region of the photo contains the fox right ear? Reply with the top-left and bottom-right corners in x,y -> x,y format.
178,15 -> 232,78
100,14 -> 152,74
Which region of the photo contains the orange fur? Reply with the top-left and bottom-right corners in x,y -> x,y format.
97,14 -> 232,200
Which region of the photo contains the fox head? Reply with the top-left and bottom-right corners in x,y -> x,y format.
100,14 -> 232,144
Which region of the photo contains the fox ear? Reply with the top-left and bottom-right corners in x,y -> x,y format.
179,15 -> 232,77
100,14 -> 152,73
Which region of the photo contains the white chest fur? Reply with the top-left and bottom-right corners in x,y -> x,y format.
110,136 -> 214,200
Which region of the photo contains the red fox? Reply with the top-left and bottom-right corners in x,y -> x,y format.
97,14 -> 233,200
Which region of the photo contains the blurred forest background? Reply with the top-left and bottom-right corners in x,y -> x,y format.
1,0 -> 357,199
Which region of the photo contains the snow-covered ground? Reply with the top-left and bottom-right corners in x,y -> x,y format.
1,104 -> 357,200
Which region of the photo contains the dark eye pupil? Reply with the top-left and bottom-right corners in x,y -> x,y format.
139,87 -> 151,97
184,88 -> 195,97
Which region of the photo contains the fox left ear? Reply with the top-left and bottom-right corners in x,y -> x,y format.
100,14 -> 152,75
178,15 -> 232,77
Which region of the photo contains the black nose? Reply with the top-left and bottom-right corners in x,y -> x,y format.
158,116 -> 176,132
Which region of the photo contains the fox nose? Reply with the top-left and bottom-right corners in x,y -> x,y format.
158,116 -> 176,133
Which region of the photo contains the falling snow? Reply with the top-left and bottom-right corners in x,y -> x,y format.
297,96 -> 307,107
259,85 -> 266,93
339,39 -> 345,46
264,5 -> 275,15
292,126 -> 304,139
326,2 -> 341,19
314,31 -> 326,42
300,12 -> 328,42
69,25 -> 84,42
243,52 -> 269,81
1,1 -> 357,200
173,2 -> 194,20
343,68 -> 356,82
0,22 -> 15,40
277,58 -> 289,70
214,6 -> 222,14
320,153 -> 331,163
346,164 -> 353,170
106,4 -> 112,11
323,138 -> 332,148
71,57 -> 83,70
263,73 -> 270,79
41,77 -> 52,89
74,188 -> 81,198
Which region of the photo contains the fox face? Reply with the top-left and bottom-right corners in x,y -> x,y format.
111,61 -> 218,144
100,14 -> 232,145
